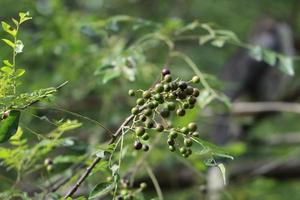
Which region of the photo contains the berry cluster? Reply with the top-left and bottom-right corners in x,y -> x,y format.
115,179 -> 147,200
128,68 -> 201,157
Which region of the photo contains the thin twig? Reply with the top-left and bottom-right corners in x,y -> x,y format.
145,163 -> 164,200
232,102 -> 300,114
64,114 -> 134,198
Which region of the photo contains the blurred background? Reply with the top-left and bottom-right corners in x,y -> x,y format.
1,0 -> 300,199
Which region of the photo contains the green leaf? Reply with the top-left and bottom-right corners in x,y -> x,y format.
249,46 -> 262,61
2,39 -> 15,48
0,110 -> 20,143
262,50 -> 277,66
88,182 -> 115,199
211,38 -> 225,47
1,21 -> 17,37
102,70 -> 121,84
15,69 -> 26,77
278,56 -> 294,76
1,66 -> 13,75
19,12 -> 32,24
3,60 -> 12,67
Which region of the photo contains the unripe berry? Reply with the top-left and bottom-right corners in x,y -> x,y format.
167,138 -> 175,146
186,86 -> 194,95
139,115 -> 147,122
178,81 -> 187,90
140,182 -> 147,189
162,68 -> 171,76
188,96 -> 197,105
169,131 -> 178,139
142,91 -> 151,99
44,158 -> 53,166
183,102 -> 189,109
167,102 -> 176,111
155,124 -> 164,132
188,122 -> 197,132
131,107 -> 139,115
136,98 -> 145,105
142,133 -> 149,141
169,145 -> 176,152
180,127 -> 189,135
163,84 -> 171,92
160,108 -> 170,118
155,83 -> 164,93
154,94 -> 164,103
144,108 -> 152,116
128,89 -> 135,96
134,141 -> 143,150
145,119 -> 154,128
170,82 -> 178,90
179,147 -> 187,154
184,138 -> 193,147
192,76 -> 200,83
177,90 -> 187,99
193,88 -> 200,97
164,74 -> 172,82
176,108 -> 185,116
135,127 -> 145,136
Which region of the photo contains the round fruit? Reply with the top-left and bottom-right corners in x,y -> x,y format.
167,138 -> 175,146
188,122 -> 197,132
135,127 -> 145,136
168,93 -> 176,100
177,90 -> 187,99
142,91 -> 151,99
164,74 -> 172,82
186,148 -> 192,155
163,84 -> 171,92
145,119 -> 154,128
193,88 -> 200,97
179,147 -> 187,154
128,89 -> 135,96
178,81 -> 187,90
170,82 -> 178,90
131,107 -> 139,115
160,108 -> 170,118
155,83 -> 164,93
192,131 -> 199,137
167,102 -> 176,111
192,76 -> 200,83
139,115 -> 147,122
184,138 -> 193,147
155,124 -> 164,132
183,102 -> 189,109
186,86 -> 194,95
162,68 -> 171,76
169,145 -> 176,152
154,94 -> 164,103
136,98 -> 145,105
142,133 -> 149,141
44,158 -> 53,166
169,131 -> 178,139
188,96 -> 197,105
180,127 -> 189,135
144,108 -> 152,116
176,108 -> 186,116
134,141 -> 143,150
140,182 -> 147,189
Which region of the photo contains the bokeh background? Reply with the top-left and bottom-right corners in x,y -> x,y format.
1,0 -> 300,199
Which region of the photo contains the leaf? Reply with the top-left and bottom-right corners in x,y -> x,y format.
3,60 -> 12,67
278,56 -> 294,76
249,46 -> 262,61
1,66 -> 13,75
1,21 -> 17,37
211,38 -> 225,47
88,182 -> 115,199
96,150 -> 105,159
15,69 -> 26,77
19,12 -> 32,24
262,50 -> 277,66
217,163 -> 227,185
0,110 -> 20,143
102,70 -> 121,84
2,39 -> 15,48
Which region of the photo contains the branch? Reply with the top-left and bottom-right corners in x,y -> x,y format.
232,102 -> 300,115
64,114 -> 135,198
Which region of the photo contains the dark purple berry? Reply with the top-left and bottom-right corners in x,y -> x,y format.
176,108 -> 185,116
134,141 -> 143,150
178,81 -> 187,90
143,145 -> 149,152
162,68 -> 171,76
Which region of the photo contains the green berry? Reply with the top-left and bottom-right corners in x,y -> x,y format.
192,76 -> 200,83
193,88 -> 200,97
169,131 -> 178,139
144,108 -> 152,116
142,133 -> 149,141
179,147 -> 187,154
154,94 -> 164,103
140,182 -> 147,189
142,91 -> 152,99
155,83 -> 164,93
186,86 -> 194,95
183,102 -> 189,109
135,127 -> 145,136
136,98 -> 145,105
189,104 -> 195,109
178,81 -> 187,90
186,148 -> 192,155
188,96 -> 197,105
128,89 -> 135,96
184,138 -> 193,147
167,102 -> 176,111
163,84 -> 171,92
167,93 -> 176,100
169,145 -> 176,152
180,127 -> 189,135
145,119 -> 154,128
164,74 -> 172,82
160,108 -> 170,118
155,124 -> 164,132
176,108 -> 185,116
131,107 -> 139,115
188,122 -> 197,132
177,90 -> 187,99
139,115 -> 147,122
170,82 -> 178,90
